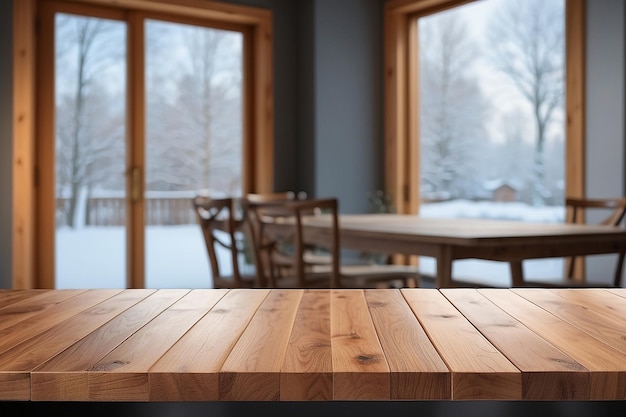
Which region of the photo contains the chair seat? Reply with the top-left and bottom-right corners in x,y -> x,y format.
518,278 -> 616,288
310,263 -> 422,288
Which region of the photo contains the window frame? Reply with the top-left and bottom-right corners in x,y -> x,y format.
12,0 -> 274,288
383,0 -> 585,214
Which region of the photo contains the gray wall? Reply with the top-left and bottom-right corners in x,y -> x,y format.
314,0 -> 384,213
586,0 -> 625,198
585,0 -> 626,283
0,0 -> 13,289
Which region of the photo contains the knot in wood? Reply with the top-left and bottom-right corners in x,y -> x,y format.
356,354 -> 380,364
90,360 -> 130,371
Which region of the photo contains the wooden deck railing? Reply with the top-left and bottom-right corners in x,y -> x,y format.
57,196 -> 197,226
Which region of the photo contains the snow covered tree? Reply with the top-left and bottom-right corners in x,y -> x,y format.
487,0 -> 564,205
55,15 -> 125,227
419,12 -> 490,201
145,23 -> 243,195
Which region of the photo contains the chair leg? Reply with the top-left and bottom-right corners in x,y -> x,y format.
613,251 -> 625,288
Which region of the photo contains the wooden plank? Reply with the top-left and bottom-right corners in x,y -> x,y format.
442,289 -> 589,400
366,289 -> 450,399
0,290 -> 119,357
0,290 -> 48,309
219,290 -> 302,400
401,289 -> 520,400
86,289 -> 224,401
481,288 -> 626,400
606,288 -> 626,299
512,289 -> 626,357
331,290 -> 390,400
32,290 -> 189,401
0,289 -> 86,332
0,289 -> 140,401
149,289 -> 269,401
280,290 -> 332,401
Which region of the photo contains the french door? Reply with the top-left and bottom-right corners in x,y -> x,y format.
37,1 -> 246,288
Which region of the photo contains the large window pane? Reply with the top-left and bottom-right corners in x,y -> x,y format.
144,20 -> 244,288
55,13 -> 127,289
417,0 -> 566,284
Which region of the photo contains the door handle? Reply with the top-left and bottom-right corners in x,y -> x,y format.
131,166 -> 142,203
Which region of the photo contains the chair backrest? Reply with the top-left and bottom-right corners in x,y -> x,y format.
565,197 -> 626,286
192,195 -> 257,288
566,197 -> 626,226
243,197 -> 340,288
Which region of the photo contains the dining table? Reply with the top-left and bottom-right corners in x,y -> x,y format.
290,214 -> 626,288
1,287 -> 626,405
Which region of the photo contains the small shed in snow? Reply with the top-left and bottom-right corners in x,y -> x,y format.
484,179 -> 519,202
492,184 -> 517,202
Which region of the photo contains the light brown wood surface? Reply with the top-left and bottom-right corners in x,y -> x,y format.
1,288 -> 626,402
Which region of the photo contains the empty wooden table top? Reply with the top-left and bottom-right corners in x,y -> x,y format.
1,288 -> 626,402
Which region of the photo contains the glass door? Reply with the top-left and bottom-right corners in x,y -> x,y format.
48,5 -> 245,289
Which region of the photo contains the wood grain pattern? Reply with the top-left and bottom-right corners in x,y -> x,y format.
86,290 -> 225,401
12,0 -> 37,289
29,290 -> 158,401
402,289 -> 521,399
149,289 -> 269,401
513,289 -> 626,355
280,290 -> 332,401
0,290 -> 85,332
0,290 -> 49,309
442,289 -> 588,400
1,289 -> 626,402
219,290 -> 302,400
365,289 -> 450,399
481,288 -> 626,399
0,290 -> 121,357
331,290 -> 390,400
0,289 -> 144,401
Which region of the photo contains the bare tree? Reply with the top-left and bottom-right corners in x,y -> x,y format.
419,12 -> 490,200
145,23 -> 243,195
55,15 -> 125,227
487,0 -> 564,205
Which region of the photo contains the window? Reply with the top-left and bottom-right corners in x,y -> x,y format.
384,0 -> 585,282
384,0 -> 584,213
418,0 -> 566,207
13,0 -> 273,288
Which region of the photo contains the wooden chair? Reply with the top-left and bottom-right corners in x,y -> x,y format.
246,191 -> 333,270
519,196 -> 626,288
192,195 -> 260,288
243,196 -> 422,288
